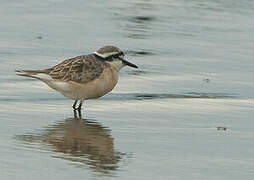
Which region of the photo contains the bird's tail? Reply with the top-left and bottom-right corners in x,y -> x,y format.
16,69 -> 51,80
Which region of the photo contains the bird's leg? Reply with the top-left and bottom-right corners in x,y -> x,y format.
73,100 -> 83,118
72,100 -> 78,109
77,109 -> 82,118
73,109 -> 78,118
73,109 -> 82,119
77,100 -> 83,111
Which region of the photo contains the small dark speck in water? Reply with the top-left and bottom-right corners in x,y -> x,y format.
126,70 -> 147,75
132,16 -> 155,23
127,33 -> 147,39
37,36 -> 42,39
125,50 -> 154,56
217,127 -> 227,131
203,78 -> 211,83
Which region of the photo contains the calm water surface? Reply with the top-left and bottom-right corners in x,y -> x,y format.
1,0 -> 254,179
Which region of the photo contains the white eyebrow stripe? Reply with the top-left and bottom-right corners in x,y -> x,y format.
93,51 -> 120,58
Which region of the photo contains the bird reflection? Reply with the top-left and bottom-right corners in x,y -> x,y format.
17,112 -> 123,175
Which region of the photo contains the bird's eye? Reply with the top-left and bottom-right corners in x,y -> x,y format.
118,52 -> 124,59
112,53 -> 124,59
113,54 -> 119,58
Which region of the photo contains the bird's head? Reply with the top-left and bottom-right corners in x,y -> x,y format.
93,46 -> 138,71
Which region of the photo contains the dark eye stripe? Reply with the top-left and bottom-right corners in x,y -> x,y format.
107,52 -> 124,59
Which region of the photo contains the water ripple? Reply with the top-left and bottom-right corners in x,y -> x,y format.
125,50 -> 155,56
129,16 -> 156,23
0,92 -> 237,103
105,92 -> 237,100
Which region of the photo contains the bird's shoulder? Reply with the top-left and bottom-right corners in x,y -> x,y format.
48,54 -> 107,83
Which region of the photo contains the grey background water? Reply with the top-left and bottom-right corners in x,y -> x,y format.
1,0 -> 254,179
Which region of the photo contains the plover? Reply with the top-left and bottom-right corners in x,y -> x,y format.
16,46 -> 138,110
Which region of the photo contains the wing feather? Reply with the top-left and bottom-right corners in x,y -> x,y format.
48,54 -> 105,83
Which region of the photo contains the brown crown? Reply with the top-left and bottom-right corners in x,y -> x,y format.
96,46 -> 121,54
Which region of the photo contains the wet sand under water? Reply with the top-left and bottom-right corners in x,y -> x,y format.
1,93 -> 254,179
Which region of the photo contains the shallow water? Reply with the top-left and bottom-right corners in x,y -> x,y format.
1,0 -> 254,179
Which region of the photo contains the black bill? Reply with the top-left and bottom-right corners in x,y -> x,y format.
121,58 -> 138,68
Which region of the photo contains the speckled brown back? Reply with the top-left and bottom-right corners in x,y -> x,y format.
48,54 -> 106,83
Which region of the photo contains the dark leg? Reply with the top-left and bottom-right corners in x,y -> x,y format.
73,109 -> 82,119
77,109 -> 82,118
77,100 -> 83,110
72,100 -> 78,109
73,109 -> 78,118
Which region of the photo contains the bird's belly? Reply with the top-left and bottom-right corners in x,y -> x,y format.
67,67 -> 119,100
44,81 -> 74,99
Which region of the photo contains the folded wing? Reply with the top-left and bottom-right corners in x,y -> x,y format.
48,54 -> 105,83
